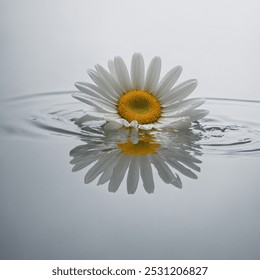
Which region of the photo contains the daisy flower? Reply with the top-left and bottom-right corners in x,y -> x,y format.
73,53 -> 209,131
70,128 -> 202,194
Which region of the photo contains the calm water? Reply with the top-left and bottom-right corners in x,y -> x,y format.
1,92 -> 260,259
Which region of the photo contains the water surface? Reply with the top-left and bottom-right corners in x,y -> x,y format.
1,92 -> 260,259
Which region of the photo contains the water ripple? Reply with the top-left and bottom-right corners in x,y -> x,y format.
1,92 -> 260,157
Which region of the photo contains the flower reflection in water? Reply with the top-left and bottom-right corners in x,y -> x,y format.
70,127 -> 203,194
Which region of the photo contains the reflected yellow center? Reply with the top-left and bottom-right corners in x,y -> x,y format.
118,135 -> 160,155
117,90 -> 162,124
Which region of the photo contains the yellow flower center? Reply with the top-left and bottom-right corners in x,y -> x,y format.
118,135 -> 160,155
117,90 -> 162,124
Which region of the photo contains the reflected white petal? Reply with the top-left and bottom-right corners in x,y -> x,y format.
127,156 -> 140,194
108,154 -> 131,192
166,150 -> 201,171
70,123 -> 205,193
130,127 -> 139,144
71,154 -> 99,172
151,155 -> 182,188
165,156 -> 198,179
140,155 -> 154,193
98,152 -> 121,185
84,151 -> 120,183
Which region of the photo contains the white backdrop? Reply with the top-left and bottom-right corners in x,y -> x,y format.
1,0 -> 260,100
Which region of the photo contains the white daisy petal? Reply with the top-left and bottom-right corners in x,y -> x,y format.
74,114 -> 105,125
87,69 -> 119,99
188,109 -> 209,121
114,56 -> 132,92
122,119 -> 130,127
157,118 -> 192,130
75,82 -> 117,105
129,120 -> 138,128
161,79 -> 198,103
127,156 -> 139,194
144,56 -> 161,93
72,93 -> 117,113
108,59 -> 118,82
159,119 -> 189,129
95,64 -> 123,96
104,120 -> 123,130
150,123 -> 162,130
108,154 -> 131,193
140,155 -> 155,193
131,53 -> 145,89
156,66 -> 182,98
138,124 -> 155,130
79,82 -> 118,103
162,98 -> 206,117
103,117 -> 132,130
74,53 -> 208,132
104,113 -> 122,120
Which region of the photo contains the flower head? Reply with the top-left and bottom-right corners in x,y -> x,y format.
73,53 -> 208,130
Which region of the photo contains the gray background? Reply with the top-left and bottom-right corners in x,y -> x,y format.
1,0 -> 260,100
